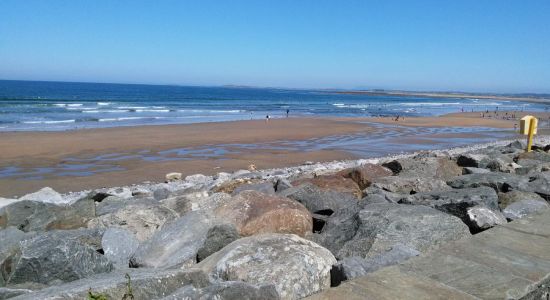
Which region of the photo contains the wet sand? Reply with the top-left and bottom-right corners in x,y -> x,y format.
0,114 -> 531,197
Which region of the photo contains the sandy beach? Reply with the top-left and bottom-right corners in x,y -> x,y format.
0,113 -> 544,197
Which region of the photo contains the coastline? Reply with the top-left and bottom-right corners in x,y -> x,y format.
1,114 -> 546,197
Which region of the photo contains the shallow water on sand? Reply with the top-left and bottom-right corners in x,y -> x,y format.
0,124 -> 517,180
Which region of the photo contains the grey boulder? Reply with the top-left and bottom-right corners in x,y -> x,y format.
101,227 -> 140,269
161,281 -> 279,300
196,223 -> 240,262
466,206 -> 507,231
197,233 -> 336,300
502,200 -> 549,220
232,182 -> 275,196
371,176 -> 451,195
131,211 -> 212,268
280,183 -> 357,215
447,173 -> 529,193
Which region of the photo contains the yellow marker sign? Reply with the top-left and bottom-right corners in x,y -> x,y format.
519,115 -> 538,152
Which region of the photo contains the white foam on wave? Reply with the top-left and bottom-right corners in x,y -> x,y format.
24,119 -> 76,124
67,107 -> 98,111
332,103 -> 346,107
178,109 -> 242,113
116,106 -> 148,109
83,110 -> 130,113
97,102 -> 112,106
135,109 -> 170,113
98,116 -> 166,122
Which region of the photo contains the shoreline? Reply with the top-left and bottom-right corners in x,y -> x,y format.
1,114 -> 547,197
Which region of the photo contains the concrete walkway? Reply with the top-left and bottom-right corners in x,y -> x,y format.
309,209 -> 550,299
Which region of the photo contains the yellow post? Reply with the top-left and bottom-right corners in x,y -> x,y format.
526,118 -> 536,152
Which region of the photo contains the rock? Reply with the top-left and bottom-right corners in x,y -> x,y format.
516,151 -> 550,163
526,173 -> 550,200
153,187 -> 171,201
185,174 -> 211,185
370,176 -> 451,194
2,234 -> 112,285
232,182 -> 275,196
502,200 -> 549,220
96,195 -> 157,216
88,204 -> 177,242
45,228 -> 106,251
456,153 -> 491,168
274,178 -> 293,192
166,172 -> 182,181
161,281 -> 279,300
0,227 -> 30,286
213,178 -> 262,194
336,164 -> 393,189
130,186 -> 153,197
399,187 -> 500,232
196,223 -> 240,262
0,198 -> 20,210
447,173 -> 529,193
338,203 -> 469,259
331,244 -> 420,285
0,287 -> 33,299
310,202 -> 361,256
498,190 -> 546,209
280,183 -> 357,215
10,269 -> 209,300
130,211 -> 212,268
292,174 -> 363,199
214,191 -> 312,237
0,196 -> 95,232
197,234 -> 336,299
160,192 -> 231,215
462,167 -> 491,174
19,187 -> 65,204
386,157 -> 462,181
466,206 -> 507,232
486,157 -> 521,173
507,140 -> 525,150
101,227 -> 140,269
101,187 -> 133,199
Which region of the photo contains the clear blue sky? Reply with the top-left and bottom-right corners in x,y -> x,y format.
1,1 -> 549,93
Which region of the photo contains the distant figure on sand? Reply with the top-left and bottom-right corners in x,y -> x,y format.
265,114 -> 270,123
286,109 -> 290,117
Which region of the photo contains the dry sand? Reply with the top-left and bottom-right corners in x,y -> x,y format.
0,113 -> 537,197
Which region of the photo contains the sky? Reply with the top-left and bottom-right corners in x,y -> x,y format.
0,1 -> 549,93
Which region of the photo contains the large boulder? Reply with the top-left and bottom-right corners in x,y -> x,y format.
279,183 -> 357,215
9,269 -> 209,300
130,211 -> 212,268
88,204 -> 177,241
370,176 -> 451,194
498,190 -> 546,209
447,173 -> 530,193
0,196 -> 95,232
502,200 -> 549,221
232,182 -> 276,196
526,173 -> 550,200
214,191 -> 312,237
161,281 -> 279,300
101,227 -> 140,269
466,206 -> 507,231
196,223 -> 240,262
336,164 -> 393,189
456,153 -> 491,168
337,203 -> 469,259
197,234 -> 336,299
0,227 -> 31,286
18,187 -> 65,204
515,151 -> 550,163
292,175 -> 363,199
331,244 -> 420,285
2,234 -> 112,285
399,187 -> 501,232
160,192 -> 231,215
384,157 -> 462,181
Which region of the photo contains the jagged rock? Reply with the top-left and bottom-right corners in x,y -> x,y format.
498,190 -> 546,209
361,194 -> 390,205
214,191 -> 312,237
502,200 -> 549,220
45,228 -> 105,251
0,198 -> 19,210
463,167 -> 491,174
363,186 -> 404,203
19,187 -> 65,204
370,176 -> 451,194
516,151 -> 550,163
274,178 -> 293,192
101,227 -> 139,268
213,178 -> 262,194
310,202 -> 361,256
466,206 -> 507,232
131,211 -> 212,268
399,187 -> 500,232
10,269 -> 209,300
388,157 -> 462,181
292,174 -> 363,199
2,234 -> 112,285
197,234 -> 336,299
337,203 -> 469,259
0,196 -> 95,232
456,153 -> 491,168
0,227 -> 31,286
196,223 -> 240,262
486,157 -> 521,173
331,244 -> 420,285
0,287 -> 33,299
96,195 -> 157,216
130,186 -> 153,197
88,204 -> 177,242
166,172 -> 182,181
232,182 -> 275,196
514,159 -> 550,175
447,173 -> 529,193
160,192 -> 231,216
101,187 -> 133,199
153,187 -> 171,201
161,281 -> 279,300
336,164 -> 393,189
280,183 -> 357,215
526,173 -> 550,200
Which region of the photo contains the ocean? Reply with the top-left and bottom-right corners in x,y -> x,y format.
0,80 -> 547,131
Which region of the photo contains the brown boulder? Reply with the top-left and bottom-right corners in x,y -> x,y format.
214,190 -> 312,237
337,164 -> 393,190
292,174 -> 363,199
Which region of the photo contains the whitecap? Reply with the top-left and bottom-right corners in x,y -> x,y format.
24,119 -> 76,124
97,102 -> 112,106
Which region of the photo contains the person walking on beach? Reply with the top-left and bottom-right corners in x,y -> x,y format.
265,114 -> 270,123
286,109 -> 289,118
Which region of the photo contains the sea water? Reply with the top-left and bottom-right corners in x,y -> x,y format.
0,80 -> 547,131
